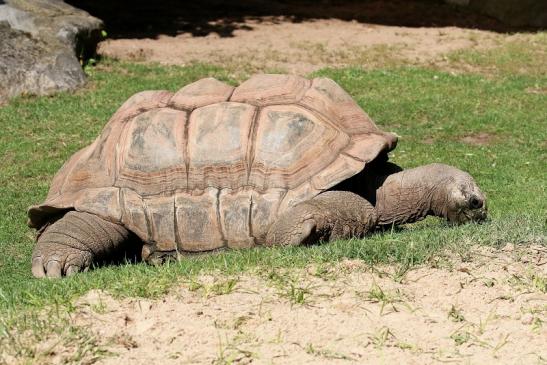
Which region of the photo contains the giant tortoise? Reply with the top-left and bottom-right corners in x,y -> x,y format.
29,74 -> 487,278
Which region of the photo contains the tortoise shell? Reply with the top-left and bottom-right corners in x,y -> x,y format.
28,74 -> 397,251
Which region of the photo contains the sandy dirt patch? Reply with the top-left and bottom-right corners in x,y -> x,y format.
460,132 -> 498,146
98,18 -> 501,74
73,245 -> 546,364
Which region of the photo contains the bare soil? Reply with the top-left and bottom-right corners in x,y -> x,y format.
98,18 -> 503,75
460,132 -> 498,146
72,245 -> 546,364
83,0 -> 528,75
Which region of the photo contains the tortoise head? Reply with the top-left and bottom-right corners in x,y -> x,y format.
438,166 -> 488,224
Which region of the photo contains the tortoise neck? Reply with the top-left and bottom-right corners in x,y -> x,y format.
374,165 -> 446,227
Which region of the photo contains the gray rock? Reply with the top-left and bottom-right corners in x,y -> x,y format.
0,0 -> 103,104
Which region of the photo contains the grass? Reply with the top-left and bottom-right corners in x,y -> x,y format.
186,277 -> 239,298
365,282 -> 407,315
264,269 -> 316,305
447,32 -> 547,77
0,309 -> 107,364
0,35 -> 546,362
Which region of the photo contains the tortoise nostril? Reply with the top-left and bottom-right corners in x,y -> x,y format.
470,197 -> 483,209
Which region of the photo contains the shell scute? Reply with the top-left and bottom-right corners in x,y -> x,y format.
74,187 -> 122,222
111,90 -> 173,122
120,188 -> 149,241
123,108 -> 185,172
144,196 -> 177,252
248,104 -> 349,190
57,139 -> 115,195
116,107 -> 187,196
301,77 -> 378,135
187,102 -> 256,190
169,77 -> 234,110
231,74 -> 310,106
219,190 -> 255,249
175,188 -> 225,252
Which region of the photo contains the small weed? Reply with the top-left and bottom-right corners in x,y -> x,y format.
370,326 -> 396,348
365,282 -> 408,315
395,342 -> 413,350
284,283 -> 313,306
113,332 -> 138,349
215,316 -> 250,331
271,329 -> 283,344
264,269 -> 286,287
392,262 -> 412,283
531,273 -> 547,293
168,351 -> 182,359
185,277 -> 238,298
90,297 -> 108,315
492,334 -> 510,354
524,304 -> 547,316
448,305 -> 466,323
310,263 -> 339,281
531,317 -> 543,332
508,271 -> 547,294
213,334 -> 255,365
187,279 -> 203,292
210,278 -> 238,296
304,343 -> 354,360
232,316 -> 249,330
450,331 -> 471,346
477,309 -> 497,335
483,278 -> 496,288
264,269 -> 315,305
367,283 -> 389,302
395,341 -> 421,353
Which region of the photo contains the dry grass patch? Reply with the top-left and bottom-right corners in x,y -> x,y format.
446,32 -> 547,76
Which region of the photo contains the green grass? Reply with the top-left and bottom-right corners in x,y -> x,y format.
447,32 -> 547,77
0,51 -> 546,346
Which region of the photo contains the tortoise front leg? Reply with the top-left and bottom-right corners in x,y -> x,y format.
32,211 -> 130,278
265,191 -> 377,246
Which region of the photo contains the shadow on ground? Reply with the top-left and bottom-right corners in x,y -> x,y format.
65,0 -> 531,39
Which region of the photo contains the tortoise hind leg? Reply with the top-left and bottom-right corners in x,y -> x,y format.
265,191 -> 377,246
32,211 -> 130,278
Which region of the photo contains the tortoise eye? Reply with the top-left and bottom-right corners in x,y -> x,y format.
469,197 -> 483,209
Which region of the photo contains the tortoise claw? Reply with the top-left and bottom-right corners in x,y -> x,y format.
31,211 -> 129,278
31,257 -> 46,278
31,247 -> 92,278
65,265 -> 81,276
45,260 -> 62,278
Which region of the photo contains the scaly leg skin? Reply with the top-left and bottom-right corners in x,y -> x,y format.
265,191 -> 377,246
31,211 -> 130,278
374,163 -> 488,226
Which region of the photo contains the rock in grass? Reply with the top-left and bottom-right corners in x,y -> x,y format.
0,0 -> 103,104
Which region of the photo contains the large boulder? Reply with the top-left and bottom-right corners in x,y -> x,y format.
0,0 -> 103,104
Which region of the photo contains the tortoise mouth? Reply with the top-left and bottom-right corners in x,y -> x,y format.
449,206 -> 488,225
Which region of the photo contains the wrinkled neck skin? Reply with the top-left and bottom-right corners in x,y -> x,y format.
375,165 -> 449,227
